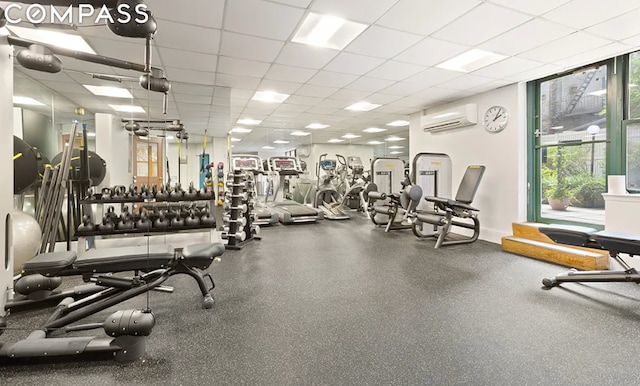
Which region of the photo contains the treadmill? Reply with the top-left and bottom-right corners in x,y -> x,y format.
231,154 -> 279,226
266,156 -> 323,224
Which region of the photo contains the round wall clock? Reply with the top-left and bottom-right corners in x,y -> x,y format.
483,106 -> 508,133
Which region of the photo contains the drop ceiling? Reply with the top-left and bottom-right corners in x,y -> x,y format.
4,0 -> 640,154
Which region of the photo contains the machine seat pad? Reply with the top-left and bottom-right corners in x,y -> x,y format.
21,251 -> 77,276
539,224 -> 598,247
416,212 -> 446,226
181,242 -> 225,269
592,231 -> 640,256
447,200 -> 478,211
75,244 -> 175,272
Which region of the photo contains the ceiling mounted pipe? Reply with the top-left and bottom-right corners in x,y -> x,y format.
134,128 -> 149,137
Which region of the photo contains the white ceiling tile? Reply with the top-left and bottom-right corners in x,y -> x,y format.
488,0 -> 572,16
215,73 -> 262,89
518,31 -> 612,63
479,18 -> 576,56
287,95 -> 324,106
311,0 -> 399,23
269,0 -> 313,7
307,71 -> 359,88
432,3 -> 532,46
472,56 -> 544,78
329,89 -> 372,101
380,82 -> 426,96
367,93 -> 403,105
217,57 -> 271,77
404,68 -> 462,87
265,64 -> 318,83
345,26 -> 423,59
394,37 -> 469,67
276,104 -> 311,113
257,79 -> 303,94
622,35 -> 640,47
159,48 -> 217,72
305,106 -> 341,114
586,8 -> 640,41
163,67 -> 216,86
171,83 -> 215,96
323,52 -> 386,75
172,93 -> 213,105
231,89 -> 256,100
296,84 -> 340,98
153,21 -> 220,54
553,42 -> 634,69
544,0 -> 640,29
411,87 -> 462,100
365,61 -> 424,81
37,80 -> 88,94
275,43 -> 341,69
377,0 -> 480,36
504,63 -> 563,82
345,77 -> 396,92
146,0 -> 224,28
435,74 -> 495,90
225,0 -> 305,40
88,37 -> 161,66
220,32 -> 285,62
467,79 -> 513,94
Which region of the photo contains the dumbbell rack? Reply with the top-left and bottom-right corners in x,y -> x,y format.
76,186 -> 220,254
223,169 -> 261,250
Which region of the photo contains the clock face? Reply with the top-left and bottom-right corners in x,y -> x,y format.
483,106 -> 508,132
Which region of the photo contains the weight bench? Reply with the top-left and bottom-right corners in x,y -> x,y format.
0,242 -> 224,363
8,242 -> 225,330
412,165 -> 485,248
540,225 -> 640,288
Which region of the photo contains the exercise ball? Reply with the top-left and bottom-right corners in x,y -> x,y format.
11,210 -> 42,274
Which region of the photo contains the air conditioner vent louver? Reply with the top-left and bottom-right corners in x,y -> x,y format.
421,103 -> 478,133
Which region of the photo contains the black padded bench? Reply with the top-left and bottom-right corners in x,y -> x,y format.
540,225 -> 640,288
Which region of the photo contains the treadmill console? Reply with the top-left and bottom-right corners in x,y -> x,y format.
347,156 -> 364,174
233,156 -> 261,172
270,157 -> 301,176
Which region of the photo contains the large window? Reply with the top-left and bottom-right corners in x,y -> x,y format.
532,65 -> 608,226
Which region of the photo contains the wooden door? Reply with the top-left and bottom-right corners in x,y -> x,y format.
133,136 -> 164,188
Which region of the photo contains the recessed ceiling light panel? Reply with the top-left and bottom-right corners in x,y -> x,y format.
345,101 -> 382,112
342,133 -> 361,139
83,85 -> 133,98
13,96 -> 45,106
385,136 -> 405,142
252,91 -> 290,103
362,127 -> 387,133
386,120 -> 410,127
292,12 -> 368,50
230,127 -> 253,133
274,140 -> 290,144
290,131 -> 311,136
8,25 -> 95,54
436,48 -> 507,73
367,141 -> 384,145
306,123 -> 330,129
109,104 -> 145,113
237,118 -> 262,125
328,139 -> 345,143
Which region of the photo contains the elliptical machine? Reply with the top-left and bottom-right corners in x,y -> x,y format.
314,154 -> 351,220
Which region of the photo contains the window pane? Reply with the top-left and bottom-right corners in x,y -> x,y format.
539,66 -> 607,145
540,143 -> 606,225
627,123 -> 640,190
629,51 -> 640,119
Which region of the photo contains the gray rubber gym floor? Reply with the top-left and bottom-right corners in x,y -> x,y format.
3,214 -> 640,385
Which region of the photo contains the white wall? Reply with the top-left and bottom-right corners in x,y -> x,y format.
13,107 -> 22,137
166,137 -> 227,188
95,113 -> 133,189
409,83 -> 528,244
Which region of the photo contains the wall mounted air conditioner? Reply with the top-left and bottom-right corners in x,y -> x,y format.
421,103 -> 478,133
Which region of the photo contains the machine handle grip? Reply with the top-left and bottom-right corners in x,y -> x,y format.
367,191 -> 387,200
